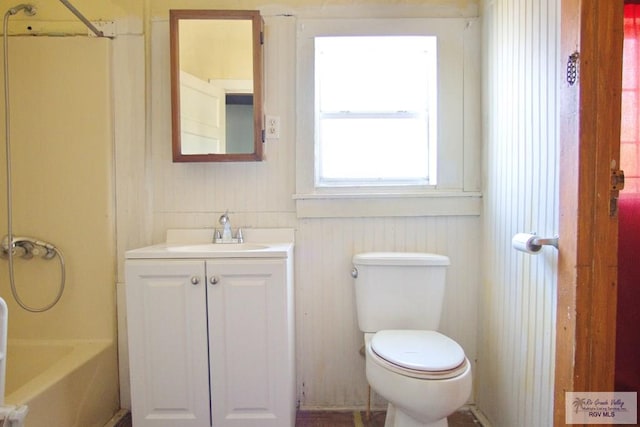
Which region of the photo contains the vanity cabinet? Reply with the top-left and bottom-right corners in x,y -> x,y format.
126,255 -> 294,427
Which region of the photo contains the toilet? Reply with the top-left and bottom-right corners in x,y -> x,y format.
352,252 -> 472,427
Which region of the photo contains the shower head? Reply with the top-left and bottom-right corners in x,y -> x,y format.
7,4 -> 36,17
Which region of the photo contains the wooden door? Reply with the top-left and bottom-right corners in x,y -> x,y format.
556,1 -> 624,425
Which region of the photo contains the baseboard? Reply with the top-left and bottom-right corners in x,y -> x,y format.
468,405 -> 492,427
103,409 -> 131,427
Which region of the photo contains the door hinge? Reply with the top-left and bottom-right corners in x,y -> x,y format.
611,169 -> 625,191
610,169 -> 625,217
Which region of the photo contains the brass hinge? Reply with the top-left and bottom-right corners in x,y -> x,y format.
611,169 -> 625,191
610,169 -> 625,217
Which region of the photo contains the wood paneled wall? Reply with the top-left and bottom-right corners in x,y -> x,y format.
136,15 -> 482,409
294,216 -> 480,407
479,0 -> 559,425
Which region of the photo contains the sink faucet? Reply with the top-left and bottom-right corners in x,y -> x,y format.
219,210 -> 233,242
216,210 -> 243,243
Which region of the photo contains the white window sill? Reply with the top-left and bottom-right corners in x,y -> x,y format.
293,191 -> 482,218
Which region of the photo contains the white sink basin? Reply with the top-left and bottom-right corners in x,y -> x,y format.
166,243 -> 269,252
125,228 -> 294,259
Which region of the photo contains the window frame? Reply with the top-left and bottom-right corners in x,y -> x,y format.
295,18 -> 482,218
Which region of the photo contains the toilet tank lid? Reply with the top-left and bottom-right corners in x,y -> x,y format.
352,252 -> 450,266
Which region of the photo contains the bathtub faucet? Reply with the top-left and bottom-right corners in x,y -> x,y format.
1,235 -> 57,260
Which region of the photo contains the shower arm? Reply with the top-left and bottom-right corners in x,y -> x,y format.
58,0 -> 104,38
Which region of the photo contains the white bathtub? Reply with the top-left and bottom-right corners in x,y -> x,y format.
4,339 -> 119,427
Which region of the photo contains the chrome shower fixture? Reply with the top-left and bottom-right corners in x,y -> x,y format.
1,236 -> 58,260
7,4 -> 36,16
58,0 -> 103,37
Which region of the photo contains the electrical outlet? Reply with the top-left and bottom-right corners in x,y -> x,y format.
265,115 -> 280,139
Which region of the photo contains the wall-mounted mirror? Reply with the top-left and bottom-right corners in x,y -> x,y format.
170,10 -> 264,162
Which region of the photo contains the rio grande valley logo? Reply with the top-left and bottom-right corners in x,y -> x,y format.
566,392 -> 637,424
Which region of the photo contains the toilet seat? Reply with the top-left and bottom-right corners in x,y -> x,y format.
369,330 -> 468,380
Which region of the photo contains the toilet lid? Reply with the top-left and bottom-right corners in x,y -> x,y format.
371,330 -> 466,372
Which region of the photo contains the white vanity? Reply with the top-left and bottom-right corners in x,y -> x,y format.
125,229 -> 295,427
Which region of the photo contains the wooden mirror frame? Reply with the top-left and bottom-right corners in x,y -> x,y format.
170,10 -> 264,162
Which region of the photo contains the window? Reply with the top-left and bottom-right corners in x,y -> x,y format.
295,18 -> 481,217
315,36 -> 437,187
622,3 -> 640,194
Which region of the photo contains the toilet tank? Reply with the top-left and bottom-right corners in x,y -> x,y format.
352,252 -> 450,333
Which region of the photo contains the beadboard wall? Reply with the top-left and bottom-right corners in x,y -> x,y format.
129,10 -> 482,410
478,0 -> 559,426
294,216 -> 480,407
114,0 -> 563,419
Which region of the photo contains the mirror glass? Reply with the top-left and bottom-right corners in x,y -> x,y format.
170,10 -> 263,162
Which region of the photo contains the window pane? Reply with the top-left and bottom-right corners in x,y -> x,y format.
315,35 -> 437,187
315,36 -> 436,112
318,117 -> 429,182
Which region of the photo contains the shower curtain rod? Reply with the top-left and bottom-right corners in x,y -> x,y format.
58,0 -> 105,38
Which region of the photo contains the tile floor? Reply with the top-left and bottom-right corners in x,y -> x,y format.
116,409 -> 481,426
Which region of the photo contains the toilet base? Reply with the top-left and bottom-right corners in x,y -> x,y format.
385,403 -> 447,427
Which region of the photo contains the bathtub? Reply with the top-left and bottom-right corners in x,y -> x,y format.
4,339 -> 119,427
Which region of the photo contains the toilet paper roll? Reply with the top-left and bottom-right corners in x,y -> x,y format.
512,233 -> 542,254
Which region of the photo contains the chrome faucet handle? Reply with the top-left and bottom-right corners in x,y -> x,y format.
236,228 -> 244,243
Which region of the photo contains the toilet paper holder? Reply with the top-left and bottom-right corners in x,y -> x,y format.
530,234 -> 559,249
512,232 -> 559,254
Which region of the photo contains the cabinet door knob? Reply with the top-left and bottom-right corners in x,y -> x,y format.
209,276 -> 219,285
190,276 -> 200,285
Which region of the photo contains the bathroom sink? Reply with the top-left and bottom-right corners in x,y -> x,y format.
125,228 -> 295,259
166,243 -> 268,252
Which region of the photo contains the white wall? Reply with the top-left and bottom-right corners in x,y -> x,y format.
478,0 -> 559,425
128,4 -> 482,409
4,0 -> 563,419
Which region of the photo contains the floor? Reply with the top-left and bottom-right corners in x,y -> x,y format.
114,409 -> 481,426
296,409 -> 481,426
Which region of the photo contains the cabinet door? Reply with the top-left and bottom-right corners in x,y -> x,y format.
206,259 -> 294,427
126,260 -> 210,427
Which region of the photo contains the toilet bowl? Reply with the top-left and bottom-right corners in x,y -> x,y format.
352,252 -> 472,427
364,331 -> 472,427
